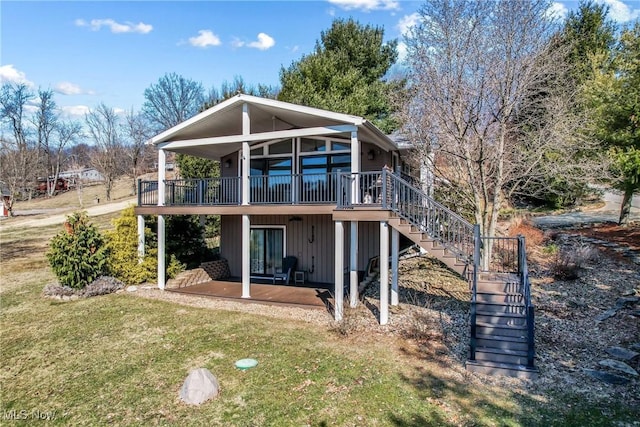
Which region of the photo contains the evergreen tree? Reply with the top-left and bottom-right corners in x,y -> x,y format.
278,18 -> 402,133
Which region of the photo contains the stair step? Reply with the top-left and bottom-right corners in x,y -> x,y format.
476,313 -> 527,326
475,302 -> 525,314
465,360 -> 538,379
476,281 -> 523,294
476,292 -> 525,304
476,322 -> 528,338
473,347 -> 530,365
476,334 -> 529,351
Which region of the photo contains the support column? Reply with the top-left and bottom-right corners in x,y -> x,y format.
349,221 -> 359,307
334,220 -> 344,321
391,226 -> 399,306
242,214 -> 251,298
137,215 -> 145,263
241,104 -> 250,206
157,148 -> 166,290
157,215 -> 166,290
350,130 -> 360,204
158,148 -> 166,205
379,221 -> 389,325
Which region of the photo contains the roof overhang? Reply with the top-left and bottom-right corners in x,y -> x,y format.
149,94 -> 397,160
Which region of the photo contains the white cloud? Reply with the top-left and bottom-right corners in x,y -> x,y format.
0,64 -> 34,86
598,0 -> 640,23
247,33 -> 275,50
547,2 -> 569,21
397,12 -> 420,36
61,105 -> 90,117
54,82 -> 83,95
188,30 -> 222,48
397,41 -> 408,61
75,18 -> 153,34
328,0 -> 400,12
231,37 -> 245,48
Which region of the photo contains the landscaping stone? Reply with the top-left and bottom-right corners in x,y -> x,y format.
126,286 -> 138,292
595,308 -> 618,322
179,368 -> 220,405
606,346 -> 639,361
584,369 -> 630,385
615,296 -> 640,308
598,359 -> 639,376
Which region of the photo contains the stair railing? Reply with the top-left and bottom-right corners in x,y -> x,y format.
518,235 -> 535,368
384,170 -> 476,263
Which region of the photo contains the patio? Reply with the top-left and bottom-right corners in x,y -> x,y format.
167,279 -> 334,310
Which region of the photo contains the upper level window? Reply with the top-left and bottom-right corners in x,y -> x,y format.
331,141 -> 350,151
268,139 -> 293,154
300,138 -> 326,152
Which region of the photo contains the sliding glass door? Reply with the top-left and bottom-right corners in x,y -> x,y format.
250,227 -> 284,276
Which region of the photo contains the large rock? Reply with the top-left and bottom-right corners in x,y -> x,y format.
599,359 -> 639,377
606,346 -> 639,361
179,368 -> 220,405
584,369 -> 630,385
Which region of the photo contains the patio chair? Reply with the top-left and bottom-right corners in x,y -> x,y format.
273,256 -> 297,285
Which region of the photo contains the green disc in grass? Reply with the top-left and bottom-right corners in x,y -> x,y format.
235,358 -> 258,370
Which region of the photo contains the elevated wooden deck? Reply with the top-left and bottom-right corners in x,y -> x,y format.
167,280 -> 334,310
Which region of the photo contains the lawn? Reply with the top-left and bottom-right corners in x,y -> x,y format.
0,217 -> 637,426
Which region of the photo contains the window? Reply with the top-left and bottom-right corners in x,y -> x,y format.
268,139 -> 293,154
300,138 -> 326,152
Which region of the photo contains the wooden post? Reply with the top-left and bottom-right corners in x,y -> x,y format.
391,226 -> 399,306
334,220 -> 344,321
242,214 -> 250,298
379,221 -> 389,325
242,103 -> 250,206
137,215 -> 145,263
157,214 -> 165,290
350,221 -> 359,308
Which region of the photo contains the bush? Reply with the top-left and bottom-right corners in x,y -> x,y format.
146,215 -> 214,269
105,206 -> 158,285
106,207 -> 184,285
550,240 -> 599,280
47,212 -> 109,289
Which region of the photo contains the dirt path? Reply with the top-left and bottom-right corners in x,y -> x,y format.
0,198 -> 136,230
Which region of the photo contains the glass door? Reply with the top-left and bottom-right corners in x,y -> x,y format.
250,228 -> 284,276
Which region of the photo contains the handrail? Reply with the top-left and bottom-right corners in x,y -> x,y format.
519,235 -> 535,368
386,170 -> 475,262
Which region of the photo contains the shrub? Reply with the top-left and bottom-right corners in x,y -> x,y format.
105,207 -> 184,285
146,215 -> 214,269
105,206 -> 158,285
550,240 -> 599,280
47,211 -> 109,289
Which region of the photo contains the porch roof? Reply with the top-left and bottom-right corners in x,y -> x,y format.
149,94 -> 398,160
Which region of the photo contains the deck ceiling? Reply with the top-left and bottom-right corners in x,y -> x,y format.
150,94 -> 397,160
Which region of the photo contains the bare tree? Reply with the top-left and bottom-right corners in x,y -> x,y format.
398,0 -> 605,242
32,88 -> 60,196
142,72 -> 205,132
122,109 -> 151,195
0,82 -> 38,214
85,103 -> 124,201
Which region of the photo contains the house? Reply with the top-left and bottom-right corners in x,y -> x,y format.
135,94 -> 537,378
0,181 -> 10,217
58,167 -> 104,183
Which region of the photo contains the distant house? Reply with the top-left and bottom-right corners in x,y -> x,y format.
58,168 -> 104,183
0,181 -> 10,217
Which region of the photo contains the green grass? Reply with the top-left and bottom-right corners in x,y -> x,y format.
1,218 -> 638,426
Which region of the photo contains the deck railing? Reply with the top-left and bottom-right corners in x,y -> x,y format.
138,173 -> 343,206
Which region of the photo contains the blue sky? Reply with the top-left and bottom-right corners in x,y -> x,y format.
2,0 -> 639,119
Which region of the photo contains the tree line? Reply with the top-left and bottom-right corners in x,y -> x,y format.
1,1 -> 638,230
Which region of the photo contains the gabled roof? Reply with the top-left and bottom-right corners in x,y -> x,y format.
149,94 -> 397,160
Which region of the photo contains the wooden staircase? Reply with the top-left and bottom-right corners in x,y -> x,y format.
339,169 -> 538,378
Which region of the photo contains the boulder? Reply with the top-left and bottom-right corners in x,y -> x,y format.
599,359 -> 638,377
584,369 -> 629,385
606,346 -> 639,361
179,368 -> 220,405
